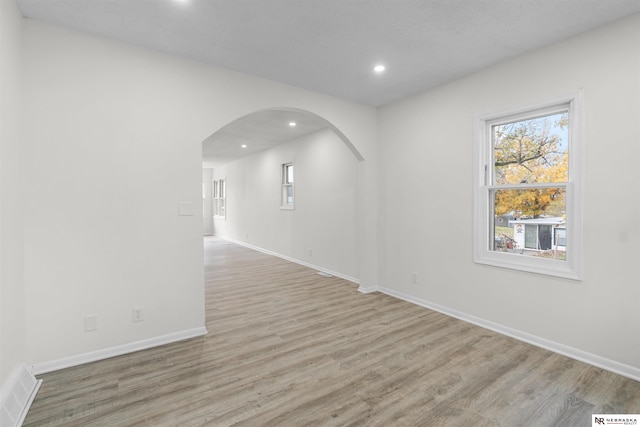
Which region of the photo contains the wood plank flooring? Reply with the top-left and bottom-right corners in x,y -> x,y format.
24,237 -> 640,426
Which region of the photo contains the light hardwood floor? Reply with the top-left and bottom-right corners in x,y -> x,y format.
24,237 -> 640,426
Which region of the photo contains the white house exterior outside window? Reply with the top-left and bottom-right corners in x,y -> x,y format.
473,92 -> 583,279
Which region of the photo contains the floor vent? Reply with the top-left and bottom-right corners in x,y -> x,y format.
1,364 -> 42,427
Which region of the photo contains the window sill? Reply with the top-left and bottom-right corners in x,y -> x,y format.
474,250 -> 582,280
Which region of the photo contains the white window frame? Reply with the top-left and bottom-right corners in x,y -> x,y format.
213,177 -> 226,220
281,162 -> 294,210
473,91 -> 583,280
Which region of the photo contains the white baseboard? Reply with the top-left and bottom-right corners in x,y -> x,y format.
31,326 -> 208,375
357,285 -> 378,294
1,363 -> 42,427
372,285 -> 640,382
225,238 -> 360,285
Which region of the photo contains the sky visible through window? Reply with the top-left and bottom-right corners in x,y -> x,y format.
493,111 -> 568,186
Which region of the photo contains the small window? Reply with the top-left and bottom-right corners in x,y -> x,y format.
213,178 -> 226,219
474,92 -> 583,279
554,228 -> 566,248
281,163 -> 294,209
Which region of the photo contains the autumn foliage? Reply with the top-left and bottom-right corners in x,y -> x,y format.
493,113 -> 568,218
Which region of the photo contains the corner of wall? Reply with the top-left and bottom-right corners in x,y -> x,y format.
1,0 -> 28,402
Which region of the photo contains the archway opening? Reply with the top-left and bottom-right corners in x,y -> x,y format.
202,107 -> 363,168
201,107 -> 361,282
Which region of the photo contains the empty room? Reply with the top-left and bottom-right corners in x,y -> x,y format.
1,0 -> 639,426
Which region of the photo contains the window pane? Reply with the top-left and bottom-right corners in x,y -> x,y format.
282,184 -> 293,205
287,165 -> 293,184
286,185 -> 293,204
525,225 -> 538,249
492,188 -> 566,260
282,163 -> 293,184
554,228 -> 566,247
493,112 -> 568,185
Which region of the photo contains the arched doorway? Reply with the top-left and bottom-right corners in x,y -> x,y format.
202,107 -> 363,282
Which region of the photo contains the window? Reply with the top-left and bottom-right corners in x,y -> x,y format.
213,178 -> 226,219
473,92 -> 582,279
281,162 -> 294,209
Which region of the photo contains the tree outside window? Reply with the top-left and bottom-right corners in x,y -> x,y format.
492,111 -> 568,260
474,92 -> 583,279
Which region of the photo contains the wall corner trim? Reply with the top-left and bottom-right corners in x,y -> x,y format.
1,363 -> 42,427
376,286 -> 640,382
30,326 -> 208,376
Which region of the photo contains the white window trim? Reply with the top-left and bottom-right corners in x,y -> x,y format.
473,91 -> 583,280
281,162 -> 294,210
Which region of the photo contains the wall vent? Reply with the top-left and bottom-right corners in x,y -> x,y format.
0,364 -> 41,427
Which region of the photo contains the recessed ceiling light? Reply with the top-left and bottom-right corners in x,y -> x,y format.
289,122 -> 297,127
241,144 -> 247,148
374,64 -> 386,73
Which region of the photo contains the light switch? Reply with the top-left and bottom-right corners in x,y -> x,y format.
178,201 -> 194,216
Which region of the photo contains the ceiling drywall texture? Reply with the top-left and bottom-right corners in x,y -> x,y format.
17,0 -> 640,107
17,0 -> 640,165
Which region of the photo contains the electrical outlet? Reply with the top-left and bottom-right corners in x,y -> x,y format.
84,315 -> 98,332
132,306 -> 143,322
411,272 -> 418,284
308,248 -> 313,257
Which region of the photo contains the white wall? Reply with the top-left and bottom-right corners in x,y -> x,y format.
0,0 -> 26,388
213,129 -> 359,280
378,14 -> 640,371
202,168 -> 213,236
20,19 -> 377,366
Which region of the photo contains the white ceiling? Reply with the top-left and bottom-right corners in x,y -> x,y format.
202,109 -> 330,167
17,0 -> 640,165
